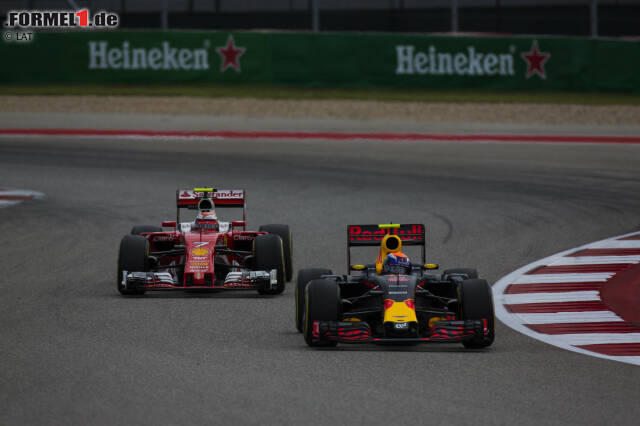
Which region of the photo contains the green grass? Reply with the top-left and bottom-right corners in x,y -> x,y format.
1,84 -> 639,105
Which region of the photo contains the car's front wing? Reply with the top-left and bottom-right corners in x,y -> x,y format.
122,270 -> 278,291
312,320 -> 489,344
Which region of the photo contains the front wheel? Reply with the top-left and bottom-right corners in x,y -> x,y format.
296,268 -> 333,332
460,278 -> 495,349
116,235 -> 150,295
253,234 -> 286,295
304,279 -> 341,347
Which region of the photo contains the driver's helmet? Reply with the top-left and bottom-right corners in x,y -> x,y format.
194,211 -> 219,231
382,252 -> 411,274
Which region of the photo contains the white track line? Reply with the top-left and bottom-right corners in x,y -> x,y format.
494,229 -> 640,366
603,356 -> 640,364
516,311 -> 624,324
589,240 -> 640,249
503,291 -> 601,305
513,273 -> 613,284
550,256 -> 640,265
0,200 -> 22,207
552,333 -> 640,345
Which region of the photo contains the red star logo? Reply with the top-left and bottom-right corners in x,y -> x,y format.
216,35 -> 245,73
521,40 -> 550,79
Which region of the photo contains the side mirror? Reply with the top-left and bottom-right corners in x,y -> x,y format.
162,221 -> 177,228
424,263 -> 439,270
231,220 -> 246,229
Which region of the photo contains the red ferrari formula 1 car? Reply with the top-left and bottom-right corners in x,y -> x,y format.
116,188 -> 292,295
296,224 -> 494,348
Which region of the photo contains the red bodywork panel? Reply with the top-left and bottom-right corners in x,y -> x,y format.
142,226 -> 266,289
184,234 -> 219,285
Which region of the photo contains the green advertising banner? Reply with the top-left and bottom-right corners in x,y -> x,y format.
1,30 -> 638,92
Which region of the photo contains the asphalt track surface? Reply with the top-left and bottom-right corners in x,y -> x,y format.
1,134 -> 640,425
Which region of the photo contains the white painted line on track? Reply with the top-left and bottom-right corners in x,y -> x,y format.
552,333 -> 640,345
0,189 -> 44,197
589,240 -> 640,249
549,256 -> 640,265
2,128 -> 640,144
604,356 -> 640,364
516,311 -> 624,324
513,273 -> 614,284
494,230 -> 640,366
503,291 -> 601,305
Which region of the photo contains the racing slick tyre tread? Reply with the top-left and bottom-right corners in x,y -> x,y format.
444,268 -> 479,279
460,278 -> 495,349
296,268 -> 333,333
259,224 -> 293,282
304,279 -> 341,347
253,234 -> 286,295
117,235 -> 150,295
130,225 -> 162,235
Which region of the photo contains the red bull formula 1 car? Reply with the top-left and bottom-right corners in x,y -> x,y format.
296,224 -> 494,348
116,188 -> 292,295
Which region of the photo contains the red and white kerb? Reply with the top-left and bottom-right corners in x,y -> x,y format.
0,189 -> 44,208
494,231 -> 640,366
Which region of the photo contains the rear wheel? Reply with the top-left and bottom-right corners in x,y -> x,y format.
259,224 -> 293,282
117,235 -> 150,295
296,268 -> 332,332
444,268 -> 478,279
304,279 -> 341,347
253,234 -> 286,295
131,225 -> 162,235
460,278 -> 495,349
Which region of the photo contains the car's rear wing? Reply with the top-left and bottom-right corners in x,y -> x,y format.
176,188 -> 246,222
177,189 -> 245,208
347,224 -> 426,270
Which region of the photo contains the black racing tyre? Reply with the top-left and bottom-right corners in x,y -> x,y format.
304,279 -> 341,347
116,235 -> 150,295
253,234 -> 286,295
296,268 -> 333,332
460,279 -> 495,349
259,224 -> 293,282
130,225 -> 162,235
444,268 -> 479,280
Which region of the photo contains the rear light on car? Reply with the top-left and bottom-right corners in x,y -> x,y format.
404,299 -> 415,310
383,299 -> 394,310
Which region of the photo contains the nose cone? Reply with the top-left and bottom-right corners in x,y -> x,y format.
383,299 -> 418,324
